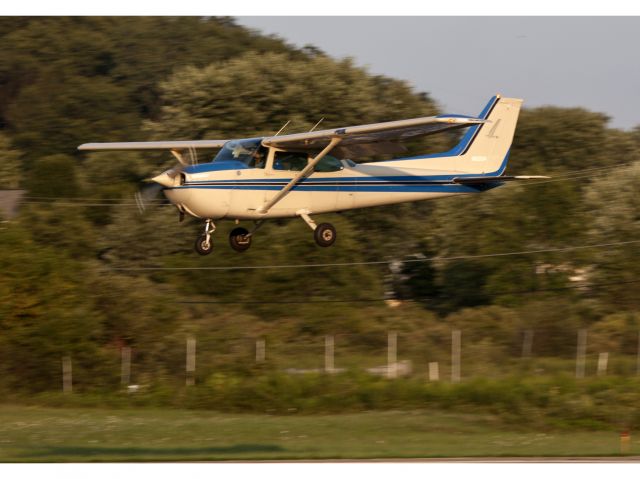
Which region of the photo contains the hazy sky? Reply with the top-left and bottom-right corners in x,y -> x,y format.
236,17 -> 639,130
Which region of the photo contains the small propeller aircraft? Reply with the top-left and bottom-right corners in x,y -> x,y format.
79,95 -> 546,255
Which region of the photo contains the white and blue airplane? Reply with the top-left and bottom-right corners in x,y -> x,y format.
79,95 -> 545,255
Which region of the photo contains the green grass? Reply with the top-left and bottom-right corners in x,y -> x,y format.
0,405 -> 637,462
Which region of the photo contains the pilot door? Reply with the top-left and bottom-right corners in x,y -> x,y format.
262,149 -> 313,215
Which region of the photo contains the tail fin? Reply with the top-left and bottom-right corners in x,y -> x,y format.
454,95 -> 522,175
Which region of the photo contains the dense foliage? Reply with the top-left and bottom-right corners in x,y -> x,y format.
1,17 -> 640,414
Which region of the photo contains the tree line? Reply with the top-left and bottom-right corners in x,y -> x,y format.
1,17 -> 640,393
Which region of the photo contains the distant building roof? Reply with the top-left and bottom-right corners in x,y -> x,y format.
0,189 -> 25,220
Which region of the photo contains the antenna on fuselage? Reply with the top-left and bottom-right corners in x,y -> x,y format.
273,120 -> 291,137
309,118 -> 324,132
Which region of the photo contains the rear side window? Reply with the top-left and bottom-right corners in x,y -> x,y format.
314,155 -> 343,172
273,152 -> 309,171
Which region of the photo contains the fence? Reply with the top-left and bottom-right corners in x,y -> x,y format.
59,328 -> 640,392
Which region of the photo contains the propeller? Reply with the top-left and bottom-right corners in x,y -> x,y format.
134,182 -> 165,213
134,148 -> 197,214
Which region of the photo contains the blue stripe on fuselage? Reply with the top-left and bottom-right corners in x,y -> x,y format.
167,183 -> 501,193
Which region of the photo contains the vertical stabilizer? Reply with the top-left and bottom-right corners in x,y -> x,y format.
455,96 -> 522,174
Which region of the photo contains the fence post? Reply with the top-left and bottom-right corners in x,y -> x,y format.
186,337 -> 196,386
522,330 -> 534,358
62,356 -> 72,394
428,362 -> 440,381
451,330 -> 461,383
121,346 -> 131,387
256,338 -> 266,363
597,352 -> 609,376
325,335 -> 334,373
387,332 -> 397,379
576,329 -> 587,378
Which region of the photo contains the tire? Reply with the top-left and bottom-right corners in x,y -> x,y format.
229,227 -> 252,252
194,234 -> 213,255
314,223 -> 336,247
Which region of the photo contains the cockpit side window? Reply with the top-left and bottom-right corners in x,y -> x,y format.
213,139 -> 266,169
273,151 -> 309,171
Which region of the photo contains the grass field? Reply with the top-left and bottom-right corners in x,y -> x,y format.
0,405 -> 638,462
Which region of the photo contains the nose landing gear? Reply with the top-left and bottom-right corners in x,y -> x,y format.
194,219 -> 215,255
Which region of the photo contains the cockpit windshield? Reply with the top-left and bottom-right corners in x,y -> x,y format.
212,138 -> 266,169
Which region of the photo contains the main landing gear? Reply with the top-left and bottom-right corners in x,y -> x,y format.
228,220 -> 264,252
229,227 -> 251,252
299,211 -> 336,247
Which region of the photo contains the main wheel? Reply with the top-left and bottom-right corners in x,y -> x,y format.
314,223 -> 336,247
194,234 -> 213,255
229,227 -> 252,252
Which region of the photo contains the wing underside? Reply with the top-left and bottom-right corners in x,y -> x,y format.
263,115 -> 486,157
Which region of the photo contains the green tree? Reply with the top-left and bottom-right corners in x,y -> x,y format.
25,154 -> 80,198
0,226 -> 106,391
510,107 -> 612,175
0,132 -> 22,188
145,51 -> 439,141
7,75 -> 139,157
583,161 -> 640,309
589,312 -> 640,355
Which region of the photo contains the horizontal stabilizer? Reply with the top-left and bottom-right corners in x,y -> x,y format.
453,175 -> 549,185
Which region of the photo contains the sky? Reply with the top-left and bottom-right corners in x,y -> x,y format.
236,17 -> 640,130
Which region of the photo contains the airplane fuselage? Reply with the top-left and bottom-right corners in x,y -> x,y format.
162,155 -> 497,221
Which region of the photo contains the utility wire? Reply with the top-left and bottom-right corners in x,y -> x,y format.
111,239 -> 640,272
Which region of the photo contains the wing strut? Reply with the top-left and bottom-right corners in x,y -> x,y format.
170,149 -> 188,166
258,137 -> 342,214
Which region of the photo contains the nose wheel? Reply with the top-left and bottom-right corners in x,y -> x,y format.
194,219 -> 215,255
195,235 -> 213,255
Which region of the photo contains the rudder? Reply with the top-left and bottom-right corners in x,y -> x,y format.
456,96 -> 522,175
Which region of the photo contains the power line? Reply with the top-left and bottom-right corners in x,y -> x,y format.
531,162 -> 630,179
111,239 -> 640,272
175,277 -> 640,305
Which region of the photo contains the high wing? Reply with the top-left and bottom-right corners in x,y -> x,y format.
78,140 -> 228,166
262,115 -> 486,157
78,140 -> 227,151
